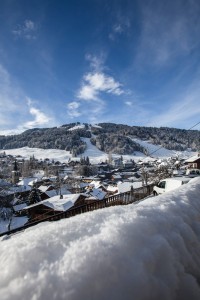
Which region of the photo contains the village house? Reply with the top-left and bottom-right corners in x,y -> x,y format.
184,154 -> 200,169
23,193 -> 88,222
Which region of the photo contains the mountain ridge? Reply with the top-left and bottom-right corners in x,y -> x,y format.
0,122 -> 199,156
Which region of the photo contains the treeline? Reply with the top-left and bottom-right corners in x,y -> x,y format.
90,134 -> 145,155
0,122 -> 199,155
0,126 -> 91,157
93,123 -> 200,152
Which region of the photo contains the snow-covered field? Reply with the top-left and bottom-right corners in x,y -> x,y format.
3,147 -> 73,163
2,138 -> 195,164
0,178 -> 200,299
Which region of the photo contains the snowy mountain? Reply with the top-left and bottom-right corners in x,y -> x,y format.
0,122 -> 199,159
3,136 -> 195,165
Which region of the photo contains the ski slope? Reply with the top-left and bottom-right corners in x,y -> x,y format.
2,138 -> 195,164
80,138 -> 108,163
133,138 -> 194,159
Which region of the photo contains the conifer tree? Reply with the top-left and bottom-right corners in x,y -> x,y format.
28,187 -> 41,205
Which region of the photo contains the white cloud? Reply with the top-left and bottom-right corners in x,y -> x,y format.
85,54 -> 106,72
113,24 -> 123,33
20,99 -> 51,129
70,55 -> 125,122
78,84 -> 98,101
109,16 -> 130,41
25,107 -> 51,128
125,101 -> 133,106
0,63 -> 55,135
67,101 -> 81,118
24,20 -> 35,30
78,72 -> 124,101
12,19 -> 37,40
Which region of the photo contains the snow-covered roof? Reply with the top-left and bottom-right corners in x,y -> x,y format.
89,180 -> 102,189
13,203 -> 27,212
117,181 -> 143,193
24,194 -> 82,212
185,154 -> 200,163
28,178 -> 40,186
112,174 -> 122,179
38,185 -> 53,193
44,190 -> 58,198
44,187 -> 71,199
17,177 -> 35,188
106,185 -> 118,192
0,216 -> 28,234
88,188 -> 107,200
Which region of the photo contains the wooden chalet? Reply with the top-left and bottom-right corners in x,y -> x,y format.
185,154 -> 200,169
23,193 -> 87,222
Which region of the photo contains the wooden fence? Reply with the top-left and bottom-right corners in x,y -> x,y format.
0,184 -> 154,238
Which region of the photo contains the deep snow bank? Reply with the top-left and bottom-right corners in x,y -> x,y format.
1,178 -> 200,300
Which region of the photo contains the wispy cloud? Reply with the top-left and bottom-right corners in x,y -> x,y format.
85,53 -> 106,72
125,101 -> 133,107
0,64 -> 22,127
67,53 -> 125,122
67,101 -> 81,118
136,1 -> 200,66
109,16 -> 130,41
78,72 -> 124,101
0,63 -> 54,134
12,19 -> 38,40
21,98 -> 51,129
148,79 -> 200,128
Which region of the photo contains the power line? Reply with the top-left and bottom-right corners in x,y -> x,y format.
147,121 -> 200,157
188,121 -> 200,131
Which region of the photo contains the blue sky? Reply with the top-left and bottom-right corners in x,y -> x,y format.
0,0 -> 200,134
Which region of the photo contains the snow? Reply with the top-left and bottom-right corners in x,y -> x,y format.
91,124 -> 102,128
68,124 -> 85,131
185,154 -> 200,162
80,138 -> 108,163
2,138 -> 197,166
0,216 -> 28,234
117,181 -> 143,193
13,203 -> 27,212
4,147 -> 72,163
87,188 -> 107,200
38,185 -> 53,193
1,178 -> 200,299
24,194 -> 82,212
10,216 -> 28,230
17,177 -> 36,190
133,138 -> 195,159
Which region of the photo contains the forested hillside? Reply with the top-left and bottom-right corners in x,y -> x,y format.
0,122 -> 199,156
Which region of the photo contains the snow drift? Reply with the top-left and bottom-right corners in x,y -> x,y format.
1,178 -> 200,300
